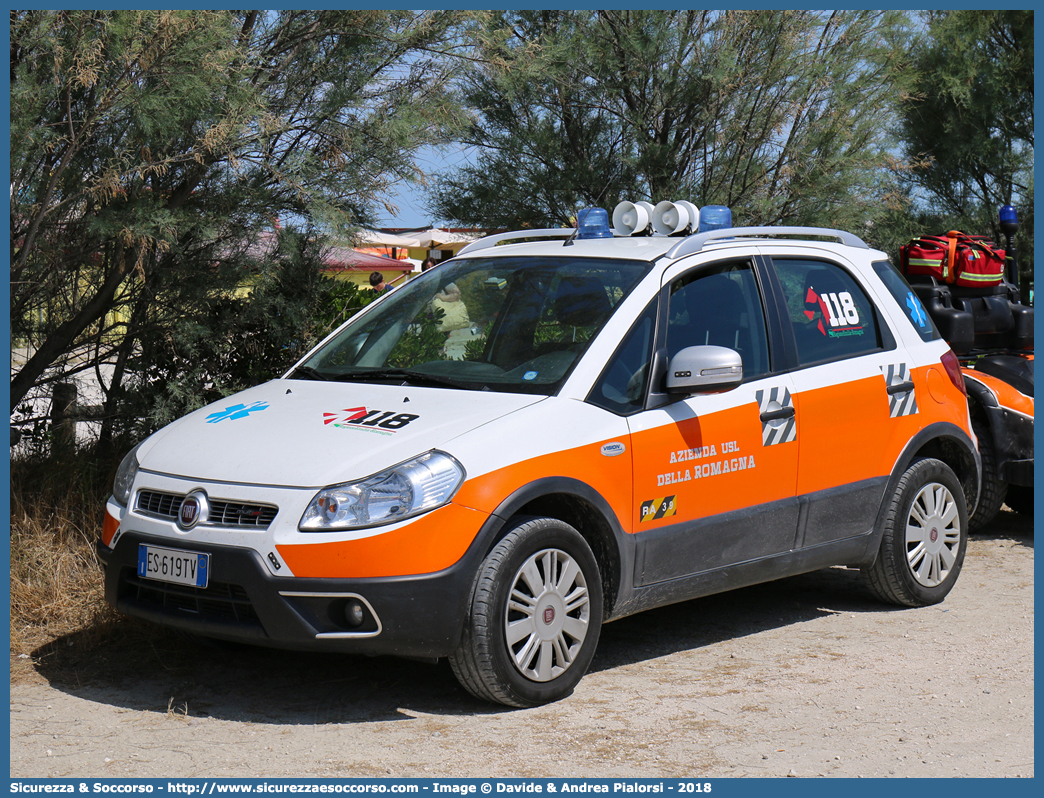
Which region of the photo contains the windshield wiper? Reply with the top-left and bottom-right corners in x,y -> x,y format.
289,366 -> 333,381
330,368 -> 473,389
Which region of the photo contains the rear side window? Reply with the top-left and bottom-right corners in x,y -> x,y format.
773,258 -> 882,366
872,260 -> 941,343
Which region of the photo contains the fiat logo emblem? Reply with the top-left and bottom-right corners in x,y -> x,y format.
930,527 -> 939,543
177,491 -> 209,530
543,607 -> 555,625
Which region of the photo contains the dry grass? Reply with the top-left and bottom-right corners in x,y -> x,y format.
10,455 -> 108,645
9,452 -> 151,680
10,452 -> 232,686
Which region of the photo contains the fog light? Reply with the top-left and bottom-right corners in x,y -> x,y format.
345,600 -> 365,627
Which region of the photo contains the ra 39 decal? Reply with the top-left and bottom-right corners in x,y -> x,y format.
641,495 -> 677,522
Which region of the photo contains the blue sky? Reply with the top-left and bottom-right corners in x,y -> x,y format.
377,144 -> 478,229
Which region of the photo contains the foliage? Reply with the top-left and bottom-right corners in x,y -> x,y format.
894,10 -> 1033,281
431,10 -> 914,233
9,9 -> 467,440
387,308 -> 448,368
114,227 -> 342,439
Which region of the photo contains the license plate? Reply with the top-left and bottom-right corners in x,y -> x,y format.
137,544 -> 209,588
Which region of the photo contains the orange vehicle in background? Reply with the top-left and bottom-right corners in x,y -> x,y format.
903,206 -> 1033,530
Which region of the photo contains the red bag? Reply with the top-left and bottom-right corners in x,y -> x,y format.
900,234 -> 952,282
949,232 -> 1005,287
900,231 -> 1005,288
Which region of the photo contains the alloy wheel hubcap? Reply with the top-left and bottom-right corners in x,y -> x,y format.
504,548 -> 591,682
905,482 -> 961,587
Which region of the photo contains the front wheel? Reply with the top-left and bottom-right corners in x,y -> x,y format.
862,458 -> 968,607
450,517 -> 603,707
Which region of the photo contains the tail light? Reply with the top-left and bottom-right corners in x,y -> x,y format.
940,350 -> 967,396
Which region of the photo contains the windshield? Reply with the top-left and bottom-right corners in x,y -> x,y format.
293,255 -> 651,394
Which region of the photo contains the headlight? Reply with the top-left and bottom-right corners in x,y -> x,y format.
299,451 -> 465,532
112,442 -> 143,507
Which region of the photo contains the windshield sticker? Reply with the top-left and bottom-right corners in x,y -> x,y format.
523,371 -> 539,381
906,291 -> 928,328
640,496 -> 676,523
205,401 -> 269,423
805,287 -> 863,337
323,407 -> 419,434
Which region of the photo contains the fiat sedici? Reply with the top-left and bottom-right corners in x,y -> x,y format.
100,204 -> 980,706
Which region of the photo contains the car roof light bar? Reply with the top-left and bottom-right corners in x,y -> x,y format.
456,229 -> 574,257
664,226 -> 870,260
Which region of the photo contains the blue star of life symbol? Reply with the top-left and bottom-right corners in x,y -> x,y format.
205,401 -> 270,423
906,292 -> 928,328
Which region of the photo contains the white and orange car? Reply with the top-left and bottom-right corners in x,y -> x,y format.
99,205 -> 980,706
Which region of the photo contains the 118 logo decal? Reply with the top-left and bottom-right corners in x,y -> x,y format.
323,407 -> 419,433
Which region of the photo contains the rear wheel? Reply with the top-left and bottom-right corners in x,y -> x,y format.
450,517 -> 603,707
970,415 -> 1007,531
863,457 -> 968,607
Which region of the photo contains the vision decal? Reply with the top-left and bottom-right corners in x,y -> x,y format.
640,496 -> 677,523
755,387 -> 796,446
205,401 -> 269,423
323,407 -> 419,434
881,363 -> 918,418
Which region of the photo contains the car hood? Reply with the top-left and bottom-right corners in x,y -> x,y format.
136,379 -> 544,488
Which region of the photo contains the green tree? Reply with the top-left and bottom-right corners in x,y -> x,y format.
9,9 -> 466,433
895,10 -> 1033,279
431,11 -> 641,229
432,10 -> 913,233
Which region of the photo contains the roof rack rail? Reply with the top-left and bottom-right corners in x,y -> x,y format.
456,228 -> 573,257
665,226 -> 870,260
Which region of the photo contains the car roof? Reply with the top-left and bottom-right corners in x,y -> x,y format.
455,229 -> 885,264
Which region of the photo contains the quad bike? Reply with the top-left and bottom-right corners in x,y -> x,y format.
905,206 -> 1033,530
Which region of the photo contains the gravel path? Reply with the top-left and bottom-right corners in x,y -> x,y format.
11,509 -> 1033,779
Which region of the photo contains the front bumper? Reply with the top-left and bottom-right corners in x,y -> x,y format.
98,531 -> 480,658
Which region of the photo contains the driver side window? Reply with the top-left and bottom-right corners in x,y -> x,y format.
666,262 -> 770,380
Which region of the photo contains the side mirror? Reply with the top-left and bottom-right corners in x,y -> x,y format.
665,345 -> 743,394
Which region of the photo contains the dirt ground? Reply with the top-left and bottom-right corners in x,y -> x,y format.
10,508 -> 1033,779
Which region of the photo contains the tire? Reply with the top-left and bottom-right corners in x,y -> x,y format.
450,517 -> 604,707
862,457 -> 968,607
1005,484 -> 1034,517
969,415 -> 1007,532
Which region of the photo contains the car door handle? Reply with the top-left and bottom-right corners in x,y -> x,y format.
886,380 -> 916,395
760,406 -> 795,422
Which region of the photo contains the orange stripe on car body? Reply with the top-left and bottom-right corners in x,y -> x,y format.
102,509 -> 120,547
795,367 -> 970,496
278,440 -> 633,578
276,502 -> 488,578
628,402 -> 794,528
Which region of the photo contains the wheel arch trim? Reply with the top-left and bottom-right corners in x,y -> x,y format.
466,476 -> 634,617
880,421 -> 981,535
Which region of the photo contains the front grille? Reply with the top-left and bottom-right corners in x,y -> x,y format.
137,490 -> 180,519
208,500 -> 278,528
120,568 -> 263,629
135,490 -> 277,530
